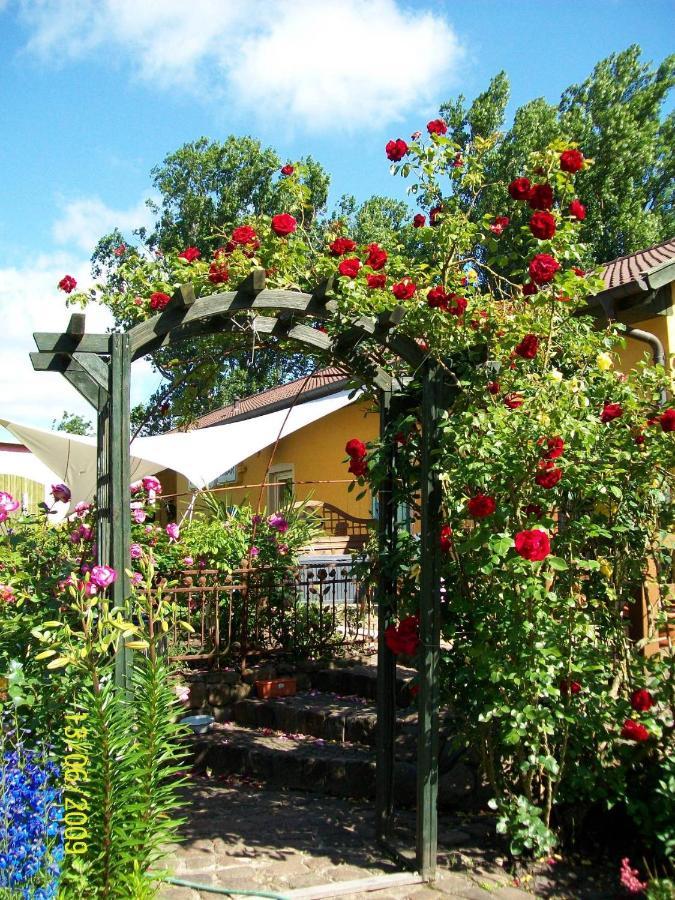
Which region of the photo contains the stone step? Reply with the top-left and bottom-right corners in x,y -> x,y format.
313,663 -> 417,706
232,691 -> 417,746
189,723 -> 415,804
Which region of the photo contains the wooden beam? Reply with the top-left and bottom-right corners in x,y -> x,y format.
171,283 -> 196,309
33,332 -> 110,354
30,352 -> 69,372
312,276 -> 336,305
72,352 -> 109,392
63,368 -> 104,409
67,313 -> 86,335
237,267 -> 266,295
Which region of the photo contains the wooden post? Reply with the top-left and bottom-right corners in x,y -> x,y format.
375,388 -> 398,843
416,363 -> 445,880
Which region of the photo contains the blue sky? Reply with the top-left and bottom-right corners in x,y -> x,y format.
0,0 -> 673,432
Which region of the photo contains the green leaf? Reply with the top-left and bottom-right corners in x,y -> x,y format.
547,557 -> 569,571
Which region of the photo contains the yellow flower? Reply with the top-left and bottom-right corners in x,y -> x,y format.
599,560 -> 613,579
548,369 -> 563,383
597,352 -> 613,371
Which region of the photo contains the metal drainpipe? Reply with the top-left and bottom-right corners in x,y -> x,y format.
624,326 -> 668,406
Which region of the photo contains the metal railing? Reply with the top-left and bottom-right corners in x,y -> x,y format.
164,557 -> 374,666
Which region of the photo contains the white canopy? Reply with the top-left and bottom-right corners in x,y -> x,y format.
0,445 -> 59,487
0,389 -> 358,509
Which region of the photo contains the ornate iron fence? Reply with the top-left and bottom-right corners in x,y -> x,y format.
164,557 -> 374,666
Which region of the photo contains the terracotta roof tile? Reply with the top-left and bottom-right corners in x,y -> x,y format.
600,236 -> 675,291
193,367 -> 350,429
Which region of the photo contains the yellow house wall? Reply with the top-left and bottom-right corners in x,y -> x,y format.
617,309 -> 673,374
173,399 -> 379,520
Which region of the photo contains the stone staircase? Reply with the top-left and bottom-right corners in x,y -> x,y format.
187,662 -> 475,809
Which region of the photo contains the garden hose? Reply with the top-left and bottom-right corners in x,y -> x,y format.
163,876 -> 290,899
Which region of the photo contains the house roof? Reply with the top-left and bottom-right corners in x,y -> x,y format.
599,236 -> 675,293
193,367 -> 351,428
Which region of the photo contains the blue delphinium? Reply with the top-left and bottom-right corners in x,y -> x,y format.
0,735 -> 64,899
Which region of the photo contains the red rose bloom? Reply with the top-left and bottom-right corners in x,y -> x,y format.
600,402 -> 623,424
149,292 -> 171,311
508,177 -> 532,201
271,213 -> 297,236
338,257 -> 361,278
514,333 -> 539,359
535,461 -> 563,489
529,211 -> 557,240
413,213 -> 426,228
529,254 -> 560,284
365,243 -> 387,270
231,225 -> 258,246
429,205 -> 443,226
447,294 -> 467,316
58,275 -> 77,293
522,282 -> 538,296
528,183 -> 554,210
514,529 -> 551,561
385,139 -> 408,162
659,408 -> 675,432
385,615 -> 420,656
504,393 -> 524,409
178,246 -> 201,262
490,215 -> 510,236
280,164 -> 294,176
487,381 -> 500,395
427,118 -> 447,135
467,494 -> 496,518
427,286 -> 448,309
524,503 -> 543,519
329,236 -> 357,256
560,149 -> 585,173
560,679 -> 581,696
345,438 -> 367,459
621,719 -> 650,742
348,458 -> 367,477
542,436 -> 564,460
631,689 -> 654,712
573,267 -> 586,277
569,199 -> 586,220
366,274 -> 386,289
440,525 -> 453,553
208,261 -> 229,284
392,279 -> 417,300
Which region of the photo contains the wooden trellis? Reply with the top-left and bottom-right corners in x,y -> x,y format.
31,270 -> 458,879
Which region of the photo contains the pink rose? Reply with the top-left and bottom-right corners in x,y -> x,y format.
51,483 -> 71,503
166,522 -> 180,541
90,565 -> 117,589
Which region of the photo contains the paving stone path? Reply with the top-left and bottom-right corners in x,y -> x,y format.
158,777 -> 578,900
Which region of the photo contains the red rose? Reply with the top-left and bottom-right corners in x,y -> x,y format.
630,689 -> 654,712
560,149 -> 585,173
427,286 -> 448,309
560,679 -> 581,696
490,215 -> 510,236
366,274 -> 386,289
508,177 -> 532,201
529,254 -> 560,284
524,503 -> 543,519
345,438 -> 367,459
514,333 -> 539,359
385,139 -> 408,162
522,282 -> 538,296
392,279 -> 416,300
600,402 -> 623,424
413,213 -> 426,228
429,205 -> 443,226
542,436 -> 564,460
385,615 -> 420,656
149,292 -> 171,311
467,494 -> 496,518
514,529 -> 551,561
231,225 -> 259,246
504,393 -> 524,409
427,118 -> 447,135
529,211 -> 557,240
440,525 -> 453,553
621,719 -> 650,742
329,236 -> 357,256
569,199 -> 586,221
487,381 -> 500,395
178,246 -> 201,262
535,461 -> 563,489
634,430 -> 646,446
338,257 -> 361,278
348,457 -> 368,477
364,243 -> 387,270
271,213 -> 297,236
58,275 -> 77,293
208,261 -> 229,284
528,183 -> 554,210
659,408 -> 675,432
447,294 -> 467,316
573,267 -> 586,277
280,164 -> 294,176
453,154 -> 463,168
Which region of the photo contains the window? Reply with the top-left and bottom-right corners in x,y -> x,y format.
267,464 -> 294,512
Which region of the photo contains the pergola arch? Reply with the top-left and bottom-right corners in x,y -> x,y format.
31,271 -> 450,879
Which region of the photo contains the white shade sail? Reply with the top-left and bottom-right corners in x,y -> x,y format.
0,389 -> 358,509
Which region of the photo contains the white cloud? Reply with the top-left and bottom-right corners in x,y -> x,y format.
17,0 -> 464,130
52,194 -> 155,254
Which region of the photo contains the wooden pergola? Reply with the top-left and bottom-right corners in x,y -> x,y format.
31,270 -> 457,879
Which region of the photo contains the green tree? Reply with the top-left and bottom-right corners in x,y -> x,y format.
52,410 -> 93,436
